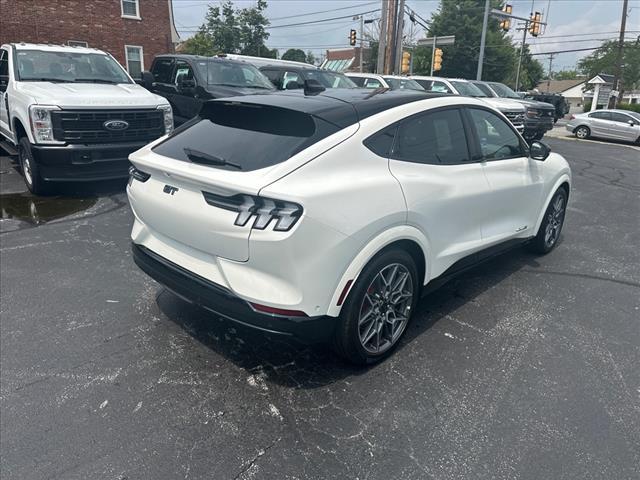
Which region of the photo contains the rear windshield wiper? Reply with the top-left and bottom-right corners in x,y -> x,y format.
183,148 -> 242,170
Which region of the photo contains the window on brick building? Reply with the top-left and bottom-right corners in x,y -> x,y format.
121,0 -> 140,19
67,40 -> 88,48
125,46 -> 144,79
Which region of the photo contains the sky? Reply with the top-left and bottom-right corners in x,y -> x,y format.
171,0 -> 640,73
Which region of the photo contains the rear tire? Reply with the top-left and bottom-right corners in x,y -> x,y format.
528,188 -> 567,254
574,125 -> 590,140
333,248 -> 419,365
18,137 -> 49,195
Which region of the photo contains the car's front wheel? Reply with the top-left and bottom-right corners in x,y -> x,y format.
574,125 -> 590,140
528,188 -> 567,254
333,248 -> 419,365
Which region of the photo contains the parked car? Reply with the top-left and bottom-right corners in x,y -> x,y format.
127,89 -> 571,365
0,43 -> 173,194
410,76 -> 525,133
469,80 -> 555,141
262,65 -> 356,90
525,92 -> 570,122
566,109 -> 640,143
346,73 -> 425,91
141,54 -> 274,125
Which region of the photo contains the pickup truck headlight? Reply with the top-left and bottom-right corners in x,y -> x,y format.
526,108 -> 541,118
28,105 -> 61,144
157,104 -> 173,135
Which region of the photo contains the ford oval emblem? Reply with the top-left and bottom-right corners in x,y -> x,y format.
103,120 -> 129,131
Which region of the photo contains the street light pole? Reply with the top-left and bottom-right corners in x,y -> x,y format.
477,0 -> 490,80
612,0 -> 629,107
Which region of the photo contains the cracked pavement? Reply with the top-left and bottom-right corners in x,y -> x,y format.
1,138 -> 639,479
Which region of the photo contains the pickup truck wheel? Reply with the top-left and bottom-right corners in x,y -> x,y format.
18,138 -> 48,195
333,249 -> 419,365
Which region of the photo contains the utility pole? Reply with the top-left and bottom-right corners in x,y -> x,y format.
515,23 -> 528,92
394,0 -> 406,75
356,15 -> 364,73
477,0 -> 490,80
377,0 -> 389,74
546,53 -> 554,92
385,0 -> 398,75
612,0 -> 628,107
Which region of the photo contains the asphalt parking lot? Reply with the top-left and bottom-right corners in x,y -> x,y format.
1,138 -> 639,480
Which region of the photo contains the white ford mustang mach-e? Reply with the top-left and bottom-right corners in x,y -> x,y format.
127,89 -> 571,364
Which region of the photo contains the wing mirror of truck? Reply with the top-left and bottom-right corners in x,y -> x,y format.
139,71 -> 154,90
529,141 -> 551,161
284,80 -> 301,90
179,78 -> 196,90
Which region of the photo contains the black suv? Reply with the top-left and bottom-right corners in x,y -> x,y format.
141,54 -> 274,125
259,65 -> 357,90
525,92 -> 570,122
470,80 -> 556,141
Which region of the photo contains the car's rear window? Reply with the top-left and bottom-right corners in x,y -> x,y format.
152,101 -> 340,171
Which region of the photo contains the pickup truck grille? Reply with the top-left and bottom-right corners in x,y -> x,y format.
51,109 -> 164,144
503,111 -> 524,128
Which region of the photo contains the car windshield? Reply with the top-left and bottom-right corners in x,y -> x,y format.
305,70 -> 357,88
382,77 -> 425,91
450,80 -> 487,97
488,82 -> 521,99
15,49 -> 131,84
196,61 -> 274,89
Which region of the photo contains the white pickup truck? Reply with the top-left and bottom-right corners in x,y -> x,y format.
0,43 -> 173,194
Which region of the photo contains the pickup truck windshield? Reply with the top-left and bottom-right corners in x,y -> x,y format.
450,81 -> 487,97
195,61 -> 274,89
15,50 -> 131,84
487,82 -> 521,99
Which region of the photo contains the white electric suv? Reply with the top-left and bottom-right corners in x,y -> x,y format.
128,89 -> 571,364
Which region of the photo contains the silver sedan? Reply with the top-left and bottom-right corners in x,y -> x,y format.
566,109 -> 640,144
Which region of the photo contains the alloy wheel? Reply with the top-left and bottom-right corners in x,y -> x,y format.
20,148 -> 33,187
544,194 -> 565,248
358,263 -> 414,354
576,127 -> 588,139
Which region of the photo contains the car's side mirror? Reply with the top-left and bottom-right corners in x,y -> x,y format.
140,71 -> 154,90
628,119 -> 635,127
179,78 -> 196,90
284,80 -> 301,90
529,141 -> 551,161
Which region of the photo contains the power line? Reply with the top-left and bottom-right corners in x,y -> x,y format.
267,9 -> 380,29
269,2 -> 378,21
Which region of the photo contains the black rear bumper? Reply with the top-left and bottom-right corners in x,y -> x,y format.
31,142 -> 147,182
132,243 -> 337,343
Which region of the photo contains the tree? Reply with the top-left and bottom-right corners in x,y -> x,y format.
414,0 -> 544,89
553,69 -> 580,81
306,51 -> 317,65
180,32 -> 216,56
183,0 -> 272,57
282,48 -> 307,63
578,40 -> 640,93
505,45 -> 544,90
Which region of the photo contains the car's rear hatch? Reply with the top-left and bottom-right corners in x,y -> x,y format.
127,95 -> 358,262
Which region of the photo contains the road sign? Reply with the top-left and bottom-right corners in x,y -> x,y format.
417,35 -> 456,46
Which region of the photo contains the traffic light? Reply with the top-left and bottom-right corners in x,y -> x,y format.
529,11 -> 542,37
433,48 -> 443,72
401,51 -> 411,74
349,29 -> 357,46
499,4 -> 512,31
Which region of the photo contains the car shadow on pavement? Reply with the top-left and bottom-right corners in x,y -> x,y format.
156,244 -> 547,389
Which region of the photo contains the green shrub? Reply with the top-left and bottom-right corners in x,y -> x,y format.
583,102 -> 640,113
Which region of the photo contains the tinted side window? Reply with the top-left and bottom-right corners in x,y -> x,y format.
261,69 -> 283,89
364,126 -> 396,157
362,78 -> 383,89
283,71 -> 301,89
589,111 -> 611,120
0,50 -> 8,93
412,79 -> 431,90
172,60 -> 195,85
429,81 -> 452,93
348,76 -> 366,87
610,112 -> 632,123
392,109 -> 469,165
151,58 -> 174,83
468,108 -> 525,160
472,82 -> 494,96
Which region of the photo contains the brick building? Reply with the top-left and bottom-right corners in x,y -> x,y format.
0,0 -> 180,78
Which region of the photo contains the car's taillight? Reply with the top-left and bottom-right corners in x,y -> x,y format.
569,114 -> 575,120
202,191 -> 302,232
128,166 -> 150,185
